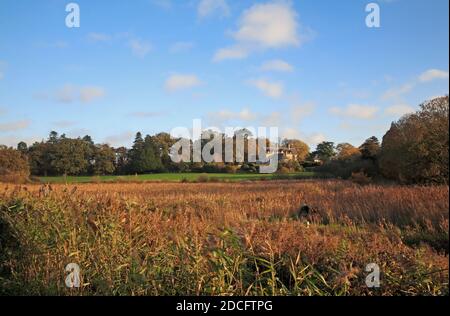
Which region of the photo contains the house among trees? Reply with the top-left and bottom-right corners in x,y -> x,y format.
266,144 -> 303,162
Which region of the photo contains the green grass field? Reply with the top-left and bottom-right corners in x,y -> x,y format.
38,172 -> 319,183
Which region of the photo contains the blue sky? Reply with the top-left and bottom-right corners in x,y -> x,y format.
0,0 -> 448,148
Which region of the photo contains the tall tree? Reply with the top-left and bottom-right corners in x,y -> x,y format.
380,96 -> 449,184
127,133 -> 163,173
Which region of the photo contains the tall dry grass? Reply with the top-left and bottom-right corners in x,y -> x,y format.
0,180 -> 448,295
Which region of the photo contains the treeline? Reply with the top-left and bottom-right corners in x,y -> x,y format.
316,96 -> 449,185
4,129 -> 307,178
0,96 -> 448,185
13,131 -> 179,177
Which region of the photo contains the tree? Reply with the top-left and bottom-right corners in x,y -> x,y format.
379,96 -> 449,184
151,132 -> 177,170
359,136 -> 380,161
28,141 -> 55,176
128,132 -> 145,173
336,143 -> 360,161
282,139 -> 310,162
127,133 -> 163,173
314,141 -> 336,162
92,144 -> 116,175
51,138 -> 92,176
0,147 -> 30,182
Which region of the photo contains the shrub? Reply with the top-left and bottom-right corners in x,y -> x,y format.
316,159 -> 377,179
277,160 -> 303,173
240,163 -> 258,173
224,164 -> 238,174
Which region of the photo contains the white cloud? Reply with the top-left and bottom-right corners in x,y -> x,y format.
198,0 -> 230,18
104,131 -> 135,147
280,128 -> 326,147
55,84 -> 106,104
248,79 -> 284,98
214,1 -> 310,61
330,104 -> 379,119
305,133 -> 326,146
382,69 -> 449,101
260,59 -> 294,72
170,41 -> 194,53
213,46 -> 248,62
237,108 -> 256,121
234,2 -> 300,48
384,104 -> 415,117
87,32 -> 112,43
419,69 -> 449,82
210,108 -> 257,123
381,83 -> 414,100
129,39 -> 152,58
79,86 -> 106,103
165,74 -> 202,92
281,127 -> 300,139
0,120 -> 31,132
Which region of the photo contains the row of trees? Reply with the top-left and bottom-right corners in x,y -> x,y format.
1,96 -> 448,184
14,131 -> 175,176
21,132 -> 117,176
7,129 -> 309,177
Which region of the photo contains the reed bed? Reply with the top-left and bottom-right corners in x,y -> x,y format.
0,180 -> 448,295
